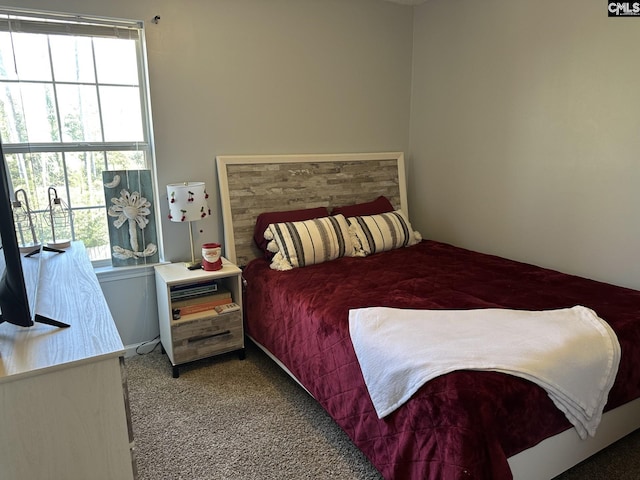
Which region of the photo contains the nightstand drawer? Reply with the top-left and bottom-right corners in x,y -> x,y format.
172,311 -> 241,341
172,312 -> 243,364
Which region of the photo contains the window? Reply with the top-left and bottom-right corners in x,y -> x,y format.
0,8 -> 155,264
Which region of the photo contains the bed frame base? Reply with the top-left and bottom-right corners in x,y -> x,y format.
247,335 -> 314,397
508,396 -> 640,479
251,334 -> 640,480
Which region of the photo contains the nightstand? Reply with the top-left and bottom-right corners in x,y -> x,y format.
154,258 -> 245,378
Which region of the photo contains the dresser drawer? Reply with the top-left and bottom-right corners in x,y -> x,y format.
172,311 -> 243,364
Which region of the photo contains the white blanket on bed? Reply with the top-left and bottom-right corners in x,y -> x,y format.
348,305 -> 620,439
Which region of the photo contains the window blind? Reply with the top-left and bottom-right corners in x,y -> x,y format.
0,10 -> 141,39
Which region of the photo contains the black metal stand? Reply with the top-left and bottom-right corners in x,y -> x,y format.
22,246 -> 70,327
34,313 -> 70,328
24,245 -> 66,257
0,313 -> 70,328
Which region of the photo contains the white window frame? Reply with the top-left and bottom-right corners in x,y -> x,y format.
0,7 -> 158,267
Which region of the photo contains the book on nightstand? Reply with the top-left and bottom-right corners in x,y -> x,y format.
172,288 -> 231,308
170,280 -> 219,301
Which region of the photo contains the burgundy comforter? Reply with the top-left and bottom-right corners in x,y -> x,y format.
242,240 -> 640,479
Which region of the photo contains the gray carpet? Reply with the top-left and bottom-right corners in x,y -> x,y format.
125,341 -> 640,480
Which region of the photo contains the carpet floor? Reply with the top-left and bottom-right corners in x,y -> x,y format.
125,341 -> 640,480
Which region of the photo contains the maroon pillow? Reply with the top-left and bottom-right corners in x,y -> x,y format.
253,206 -> 329,259
331,195 -> 394,217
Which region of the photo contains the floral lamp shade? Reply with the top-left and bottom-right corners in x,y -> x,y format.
167,182 -> 210,223
167,181 -> 211,268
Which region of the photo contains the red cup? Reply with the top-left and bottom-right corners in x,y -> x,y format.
202,243 -> 222,271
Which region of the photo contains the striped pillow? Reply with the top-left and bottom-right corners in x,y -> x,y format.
264,214 -> 356,270
348,210 -> 421,256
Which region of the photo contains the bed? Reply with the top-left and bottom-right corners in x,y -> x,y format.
216,152 -> 640,479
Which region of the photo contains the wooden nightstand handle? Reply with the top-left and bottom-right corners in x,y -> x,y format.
187,330 -> 231,344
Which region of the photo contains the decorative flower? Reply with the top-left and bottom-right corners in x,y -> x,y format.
112,243 -> 157,260
103,174 -> 121,189
108,189 -> 152,252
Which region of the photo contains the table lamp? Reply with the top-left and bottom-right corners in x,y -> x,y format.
44,186 -> 71,249
12,188 -> 41,253
167,181 -> 210,269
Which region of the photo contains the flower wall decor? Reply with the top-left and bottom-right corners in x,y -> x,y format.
103,170 -> 159,266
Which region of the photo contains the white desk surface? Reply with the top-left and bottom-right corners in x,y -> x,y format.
0,242 -> 124,382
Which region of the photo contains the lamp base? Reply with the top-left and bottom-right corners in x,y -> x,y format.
19,242 -> 42,253
185,260 -> 202,270
47,239 -> 71,249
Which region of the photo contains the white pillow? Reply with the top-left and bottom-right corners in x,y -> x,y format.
264,214 -> 357,270
348,210 -> 421,256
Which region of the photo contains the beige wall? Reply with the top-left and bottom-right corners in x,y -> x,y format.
5,0 -> 638,293
5,0 -> 413,262
410,0 -> 640,289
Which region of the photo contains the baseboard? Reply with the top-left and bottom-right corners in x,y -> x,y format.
124,338 -> 161,358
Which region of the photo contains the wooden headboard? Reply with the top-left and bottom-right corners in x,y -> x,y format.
216,152 -> 407,266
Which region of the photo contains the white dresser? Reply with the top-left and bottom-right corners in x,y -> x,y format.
0,242 -> 136,480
